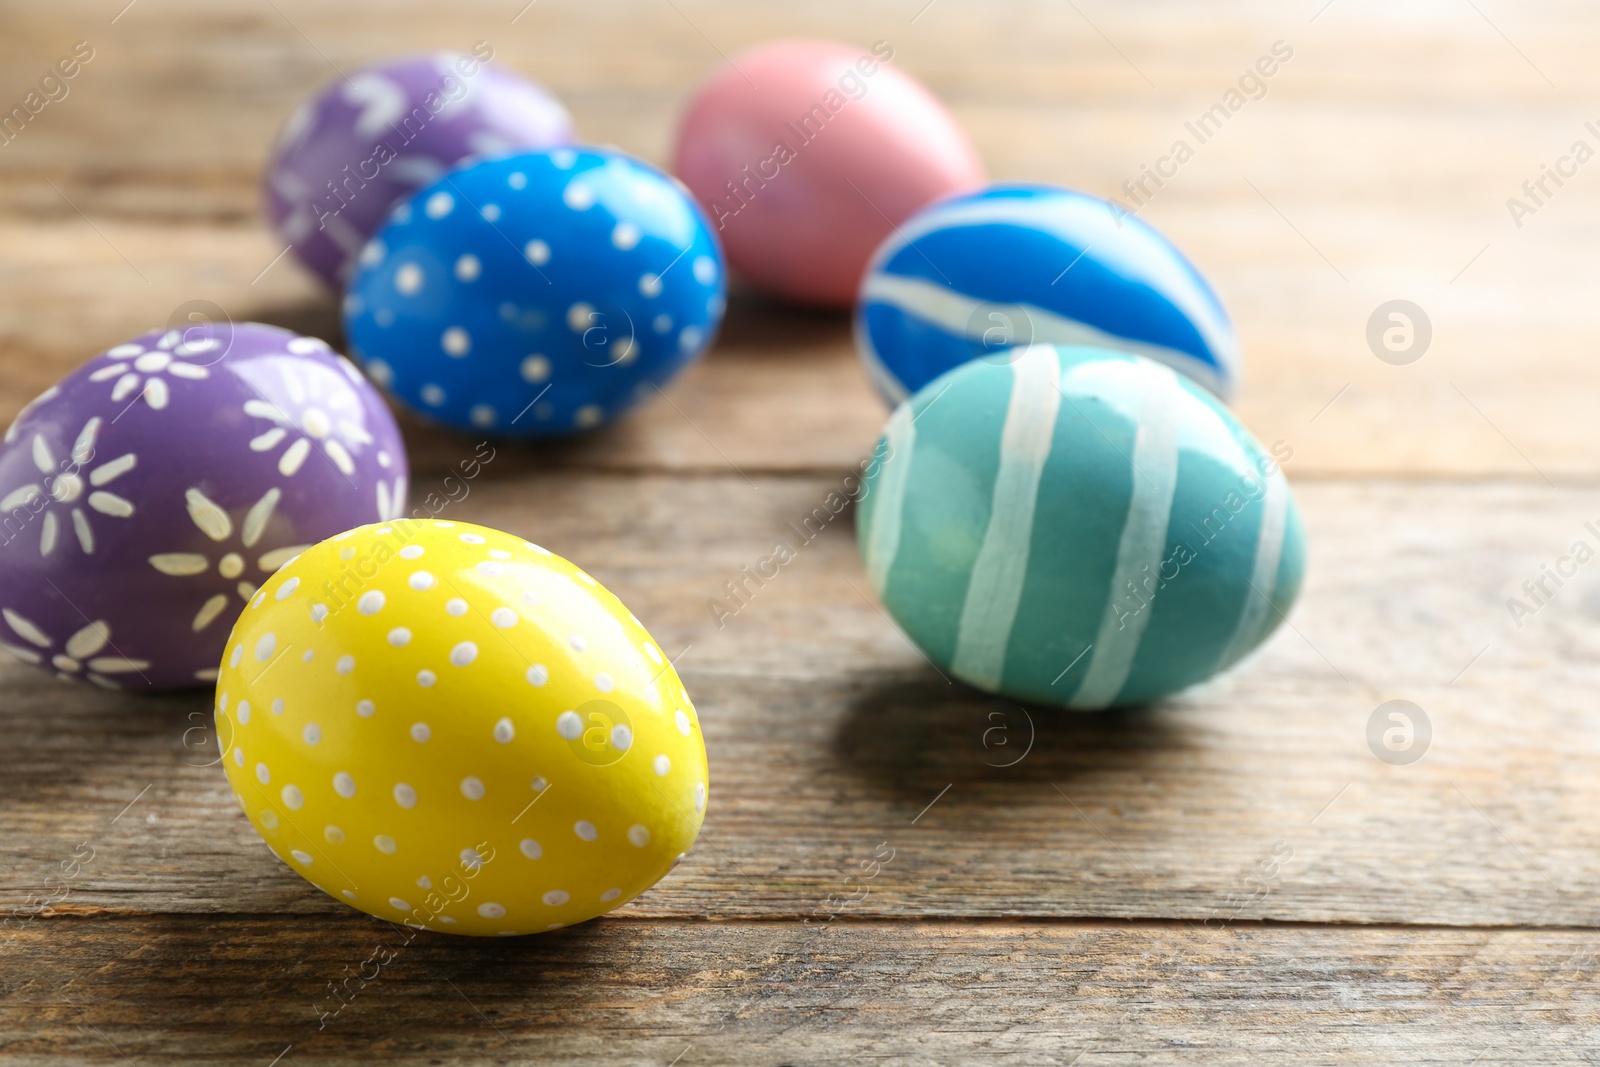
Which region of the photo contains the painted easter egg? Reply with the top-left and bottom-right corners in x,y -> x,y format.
264,50 -> 575,288
344,146 -> 726,437
856,184 -> 1241,404
0,323 -> 407,690
856,344 -> 1302,709
672,38 -> 985,307
214,519 -> 707,936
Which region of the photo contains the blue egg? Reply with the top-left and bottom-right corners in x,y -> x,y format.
856,344 -> 1303,710
855,184 -> 1240,405
344,146 -> 726,436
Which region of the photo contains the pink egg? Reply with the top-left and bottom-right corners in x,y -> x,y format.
671,39 -> 985,307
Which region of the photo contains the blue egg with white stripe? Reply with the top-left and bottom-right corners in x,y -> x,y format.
855,184 -> 1240,405
857,344 -> 1302,710
344,146 -> 725,437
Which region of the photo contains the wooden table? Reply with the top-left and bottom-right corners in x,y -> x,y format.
4,1 -> 1599,1061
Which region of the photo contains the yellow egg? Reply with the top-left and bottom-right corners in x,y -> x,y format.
214,518 -> 706,935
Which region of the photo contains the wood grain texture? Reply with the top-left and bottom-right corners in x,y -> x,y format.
2,478 -> 1594,927
5,916 -> 1600,1065
3,0 -> 1598,1058
1,1 -> 1599,476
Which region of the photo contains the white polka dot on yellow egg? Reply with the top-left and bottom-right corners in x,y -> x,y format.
214,519 -> 707,936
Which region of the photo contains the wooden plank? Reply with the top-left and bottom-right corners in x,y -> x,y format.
3,0 -> 1599,1055
0,220 -> 884,476
4,0 -> 1595,192
4,915 -> 1599,1064
0,2 -> 1598,476
2,476 -> 1594,926
2,205 -> 1598,482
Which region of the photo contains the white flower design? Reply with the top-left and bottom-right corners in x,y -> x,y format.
374,462 -> 407,520
0,417 -> 136,556
88,330 -> 214,411
243,342 -> 374,479
0,609 -> 149,688
147,486 -> 310,633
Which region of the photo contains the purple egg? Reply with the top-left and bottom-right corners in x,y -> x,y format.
263,51 -> 576,288
0,323 -> 408,691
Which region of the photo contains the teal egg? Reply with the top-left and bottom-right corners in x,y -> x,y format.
856,344 -> 1305,709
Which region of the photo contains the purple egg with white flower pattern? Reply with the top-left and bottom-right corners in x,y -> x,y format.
0,323 -> 408,691
264,50 -> 575,288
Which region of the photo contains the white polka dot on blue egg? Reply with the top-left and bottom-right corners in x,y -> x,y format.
344,146 -> 726,436
855,184 -> 1241,405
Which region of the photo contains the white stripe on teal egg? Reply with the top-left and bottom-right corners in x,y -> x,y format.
860,272 -> 1229,402
862,402 -> 917,595
950,346 -> 1062,690
1070,360 -> 1181,709
1219,470 -> 1289,668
